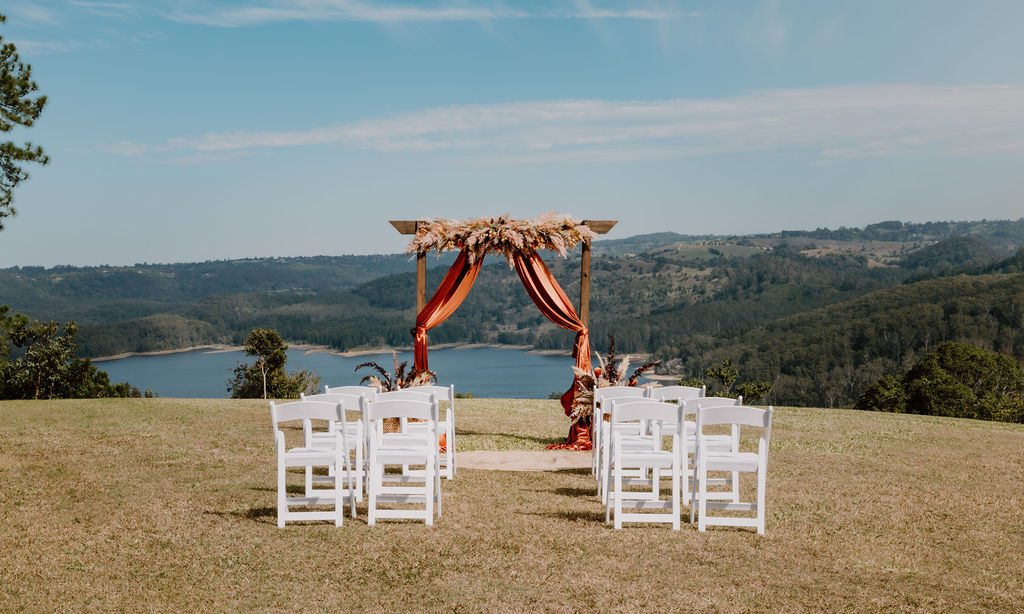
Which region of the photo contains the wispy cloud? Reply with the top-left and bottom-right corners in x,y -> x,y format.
4,4 -> 62,25
8,39 -> 88,54
99,141 -> 149,156
167,0 -> 682,27
70,1 -> 140,18
104,84 -> 1024,164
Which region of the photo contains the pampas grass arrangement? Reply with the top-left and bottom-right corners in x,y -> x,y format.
407,212 -> 596,265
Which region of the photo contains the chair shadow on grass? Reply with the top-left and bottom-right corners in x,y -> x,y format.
252,484 -> 304,494
457,429 -> 565,447
551,486 -> 596,497
204,506 -> 277,524
519,509 -> 607,523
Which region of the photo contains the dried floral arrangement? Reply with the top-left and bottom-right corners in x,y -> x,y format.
569,335 -> 660,423
355,352 -> 438,433
355,351 -> 437,392
407,212 -> 596,264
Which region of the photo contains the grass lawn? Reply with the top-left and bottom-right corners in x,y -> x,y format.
1,398 -> 1022,612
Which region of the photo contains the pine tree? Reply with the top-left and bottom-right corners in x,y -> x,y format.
1,13 -> 49,230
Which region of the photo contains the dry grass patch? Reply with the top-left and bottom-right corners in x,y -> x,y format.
1,398 -> 1022,612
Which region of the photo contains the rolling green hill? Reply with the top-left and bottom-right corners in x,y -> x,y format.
3,218 -> 1023,409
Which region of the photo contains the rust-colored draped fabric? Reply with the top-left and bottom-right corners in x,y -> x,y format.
411,247 -> 593,450
413,250 -> 483,370
511,251 -> 592,415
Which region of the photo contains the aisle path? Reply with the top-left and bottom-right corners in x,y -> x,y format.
458,450 -> 590,471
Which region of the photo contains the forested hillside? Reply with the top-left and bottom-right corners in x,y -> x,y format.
3,218 -> 1023,408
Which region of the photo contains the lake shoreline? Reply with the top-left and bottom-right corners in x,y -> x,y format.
90,342 -> 580,362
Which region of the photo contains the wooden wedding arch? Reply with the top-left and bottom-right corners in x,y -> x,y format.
391,215 -> 617,449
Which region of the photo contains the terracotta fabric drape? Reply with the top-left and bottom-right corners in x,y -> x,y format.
413,249 -> 483,370
511,251 -> 592,415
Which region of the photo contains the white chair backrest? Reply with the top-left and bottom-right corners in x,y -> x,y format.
697,403 -> 772,437
300,392 -> 364,411
608,399 -> 684,431
364,399 -> 436,423
376,389 -> 436,403
408,384 -> 454,404
681,395 -> 741,420
325,385 -> 377,400
271,400 -> 343,427
595,386 -> 646,403
648,385 -> 705,403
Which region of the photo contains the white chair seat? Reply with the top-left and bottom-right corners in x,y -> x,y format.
285,446 -> 336,459
618,449 -> 674,468
704,451 -> 759,473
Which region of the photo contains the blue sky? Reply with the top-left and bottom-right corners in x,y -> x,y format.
2,0 -> 1023,266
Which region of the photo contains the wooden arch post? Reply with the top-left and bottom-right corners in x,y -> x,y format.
390,219 -> 618,324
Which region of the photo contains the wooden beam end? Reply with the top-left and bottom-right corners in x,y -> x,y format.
389,220 -> 419,234
582,220 -> 618,234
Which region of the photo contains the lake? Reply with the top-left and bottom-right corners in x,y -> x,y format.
96,347 -> 578,399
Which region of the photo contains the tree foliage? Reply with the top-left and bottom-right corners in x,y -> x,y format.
0,13 -> 49,229
227,328 -> 320,399
856,342 -> 1024,423
0,304 -> 148,399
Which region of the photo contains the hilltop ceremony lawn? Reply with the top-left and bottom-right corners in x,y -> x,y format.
1,398 -> 1022,612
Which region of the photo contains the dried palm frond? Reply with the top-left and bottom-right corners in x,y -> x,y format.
395,361 -> 410,388
630,360 -> 661,383
406,368 -> 438,388
361,375 -> 386,392
355,361 -> 394,391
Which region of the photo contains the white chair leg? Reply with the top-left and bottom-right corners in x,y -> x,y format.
354,437 -> 364,502
425,459 -> 435,527
334,462 -> 344,527
601,434 -> 613,504
697,458 -> 707,532
277,460 -> 287,528
367,460 -> 378,526
345,453 -> 356,519
671,457 -> 681,531
680,452 -> 691,506
435,450 -> 443,519
757,468 -> 766,535
613,449 -> 624,530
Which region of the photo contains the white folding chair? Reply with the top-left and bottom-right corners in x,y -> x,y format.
406,385 -> 457,479
605,399 -> 684,530
299,391 -> 367,501
593,386 -> 648,497
270,400 -> 356,528
691,404 -> 773,534
363,396 -> 442,526
677,395 -> 741,504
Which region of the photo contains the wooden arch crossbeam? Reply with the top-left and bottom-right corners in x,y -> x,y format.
390,219 -> 617,326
